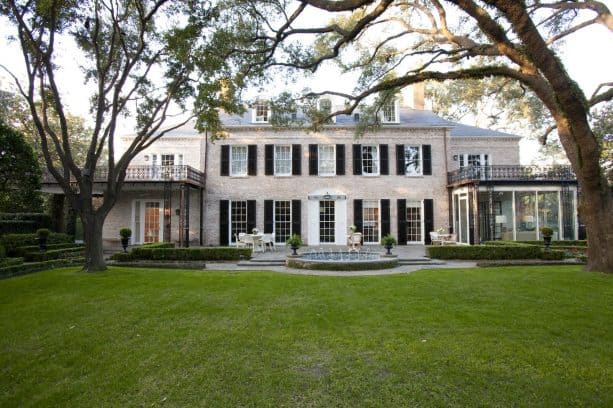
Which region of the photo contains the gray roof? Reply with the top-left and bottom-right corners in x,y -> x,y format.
218,106 -> 520,139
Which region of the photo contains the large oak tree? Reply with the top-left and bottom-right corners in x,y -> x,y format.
0,0 -> 253,271
226,0 -> 613,272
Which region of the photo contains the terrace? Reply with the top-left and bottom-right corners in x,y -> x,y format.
447,165 -> 576,187
41,165 -> 205,188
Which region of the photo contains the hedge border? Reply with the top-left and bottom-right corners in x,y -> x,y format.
1,233 -> 74,256
426,245 -> 564,260
0,257 -> 85,279
111,246 -> 251,262
23,247 -> 84,262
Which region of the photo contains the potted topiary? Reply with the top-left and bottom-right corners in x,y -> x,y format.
119,227 -> 132,252
381,234 -> 397,256
286,234 -> 303,256
36,228 -> 50,252
540,226 -> 554,251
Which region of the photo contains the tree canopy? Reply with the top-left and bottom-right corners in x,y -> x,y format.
0,120 -> 43,212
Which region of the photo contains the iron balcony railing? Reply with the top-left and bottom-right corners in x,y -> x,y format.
42,165 -> 205,186
447,165 -> 576,185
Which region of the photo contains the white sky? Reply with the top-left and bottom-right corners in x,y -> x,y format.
0,6 -> 611,165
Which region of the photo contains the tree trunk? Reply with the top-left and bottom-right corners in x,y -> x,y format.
82,212 -> 106,272
580,188 -> 613,273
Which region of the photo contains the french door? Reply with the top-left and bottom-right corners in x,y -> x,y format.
133,200 -> 163,244
319,200 -> 335,243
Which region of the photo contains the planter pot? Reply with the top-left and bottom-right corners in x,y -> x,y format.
385,245 -> 393,255
121,237 -> 130,252
290,246 -> 299,256
543,236 -> 552,251
38,237 -> 47,252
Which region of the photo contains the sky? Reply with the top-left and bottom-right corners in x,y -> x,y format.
0,4 -> 611,164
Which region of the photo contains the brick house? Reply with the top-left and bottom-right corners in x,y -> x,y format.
42,93 -> 579,248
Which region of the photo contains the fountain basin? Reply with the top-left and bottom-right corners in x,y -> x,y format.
286,250 -> 398,271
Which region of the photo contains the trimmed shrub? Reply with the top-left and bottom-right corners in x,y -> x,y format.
427,245 -> 542,260
138,242 -> 176,249
482,241 -> 534,247
514,240 -> 587,247
110,252 -> 134,262
539,250 -> 565,261
0,220 -> 37,235
23,247 -> 84,262
0,233 -> 74,256
12,243 -> 81,257
124,246 -> 251,262
0,257 -> 84,279
0,257 -> 23,268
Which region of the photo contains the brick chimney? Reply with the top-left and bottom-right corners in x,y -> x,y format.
412,82 -> 425,110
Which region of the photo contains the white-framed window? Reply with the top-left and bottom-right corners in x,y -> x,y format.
230,200 -> 248,243
381,100 -> 399,123
406,201 -> 423,242
230,145 -> 248,176
404,145 -> 422,176
362,145 -> 379,175
362,200 -> 380,243
274,145 -> 292,176
319,98 -> 335,123
253,100 -> 270,123
161,154 -> 174,166
274,200 -> 292,243
459,153 -> 490,168
318,144 -> 336,176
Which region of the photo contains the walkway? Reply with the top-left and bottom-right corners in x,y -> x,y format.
206,245 -> 476,276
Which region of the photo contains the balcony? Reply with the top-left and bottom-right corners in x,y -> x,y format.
42,165 -> 205,187
447,165 -> 576,186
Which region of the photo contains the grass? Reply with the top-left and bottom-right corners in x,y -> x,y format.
0,266 -> 611,407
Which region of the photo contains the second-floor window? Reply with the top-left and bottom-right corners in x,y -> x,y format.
460,153 -> 489,168
404,145 -> 422,176
318,145 -> 336,176
253,100 -> 270,123
362,145 -> 379,175
231,146 -> 248,176
274,145 -> 292,175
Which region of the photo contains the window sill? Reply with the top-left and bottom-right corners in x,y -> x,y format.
274,174 -> 292,178
229,175 -> 249,179
405,174 -> 424,178
361,174 -> 380,177
318,174 -> 336,178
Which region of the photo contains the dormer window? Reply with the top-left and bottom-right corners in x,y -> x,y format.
318,98 -> 335,123
253,100 -> 270,123
381,100 -> 399,123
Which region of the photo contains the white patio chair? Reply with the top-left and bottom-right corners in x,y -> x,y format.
429,232 -> 443,245
261,233 -> 274,252
234,233 -> 248,248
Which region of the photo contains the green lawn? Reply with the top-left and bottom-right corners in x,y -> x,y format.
1,266 -> 611,407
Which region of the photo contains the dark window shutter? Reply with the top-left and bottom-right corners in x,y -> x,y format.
352,144 -> 362,175
381,199 -> 390,237
264,200 -> 274,233
219,200 -> 229,245
265,145 -> 274,175
353,199 -> 363,233
380,144 -> 389,175
336,144 -> 345,175
291,200 -> 301,236
422,144 -> 432,176
248,145 -> 257,176
221,145 -> 229,176
397,199 -> 407,245
309,144 -> 318,175
247,200 -> 256,232
292,144 -> 301,175
396,144 -> 405,175
424,199 -> 434,244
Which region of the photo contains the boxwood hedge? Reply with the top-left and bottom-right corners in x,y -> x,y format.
0,257 -> 85,279
112,246 -> 251,262
23,247 -> 84,262
0,233 -> 74,256
427,245 -> 546,260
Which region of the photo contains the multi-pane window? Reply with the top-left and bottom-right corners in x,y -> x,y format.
362,145 -> 379,175
381,101 -> 397,123
406,202 -> 422,242
231,145 -> 248,176
161,154 -> 174,166
319,200 -> 335,243
460,153 -> 489,168
144,202 -> 161,243
254,100 -> 269,123
274,145 -> 292,175
318,145 -> 336,176
230,201 -> 248,243
319,98 -> 332,115
404,145 -> 422,176
274,200 -> 291,243
362,200 -> 380,243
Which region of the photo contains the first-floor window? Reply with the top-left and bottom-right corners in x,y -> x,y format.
231,146 -> 248,176
274,200 -> 292,243
274,145 -> 292,175
362,200 -> 380,243
406,202 -> 422,242
404,145 -> 422,176
318,145 -> 336,175
319,200 -> 335,243
231,200 -> 248,242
